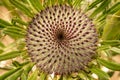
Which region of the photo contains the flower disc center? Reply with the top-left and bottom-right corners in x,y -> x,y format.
57,32 -> 64,41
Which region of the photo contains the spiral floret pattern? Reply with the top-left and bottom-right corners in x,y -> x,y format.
26,5 -> 98,75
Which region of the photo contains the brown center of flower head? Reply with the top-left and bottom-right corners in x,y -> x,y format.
26,5 -> 98,75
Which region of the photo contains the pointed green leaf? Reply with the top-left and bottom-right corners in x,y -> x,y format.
102,11 -> 120,40
0,49 -> 4,54
44,0 -> 50,7
110,47 -> 120,54
20,61 -> 30,66
44,0 -> 56,7
27,70 -> 38,80
0,19 -> 12,26
12,18 -> 28,25
107,2 -> 120,14
5,26 -> 26,33
0,51 -> 24,61
1,0 -> 21,17
51,0 -> 56,5
1,0 -> 14,11
5,69 -> 23,80
12,61 -> 21,67
108,71 -> 114,77
87,0 -> 103,10
21,72 -> 27,80
0,42 -> 5,48
20,63 -> 34,80
0,1 -> 3,5
17,41 -> 26,50
40,72 -> 47,80
23,63 -> 34,74
73,0 -> 82,8
44,0 -> 51,6
9,0 -> 33,17
0,68 -> 21,80
90,67 -> 109,80
0,23 -> 6,28
96,13 -> 107,22
0,19 -> 12,28
90,0 -> 111,18
3,30 -> 25,39
58,0 -> 64,5
3,26 -> 26,39
59,75 -> 63,80
67,0 -> 73,6
101,40 -> 120,46
29,0 -> 44,11
98,58 -> 120,71
18,62 -> 30,80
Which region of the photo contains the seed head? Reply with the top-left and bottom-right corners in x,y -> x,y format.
26,5 -> 98,75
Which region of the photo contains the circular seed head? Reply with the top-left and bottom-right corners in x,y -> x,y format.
26,5 -> 98,75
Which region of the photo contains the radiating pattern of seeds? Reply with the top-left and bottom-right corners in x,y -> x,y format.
26,5 -> 98,75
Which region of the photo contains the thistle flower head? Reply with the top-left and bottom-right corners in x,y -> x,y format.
26,5 -> 98,75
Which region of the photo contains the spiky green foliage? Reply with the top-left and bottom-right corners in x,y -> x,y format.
0,0 -> 120,80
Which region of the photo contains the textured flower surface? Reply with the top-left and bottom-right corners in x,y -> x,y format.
26,5 -> 98,75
